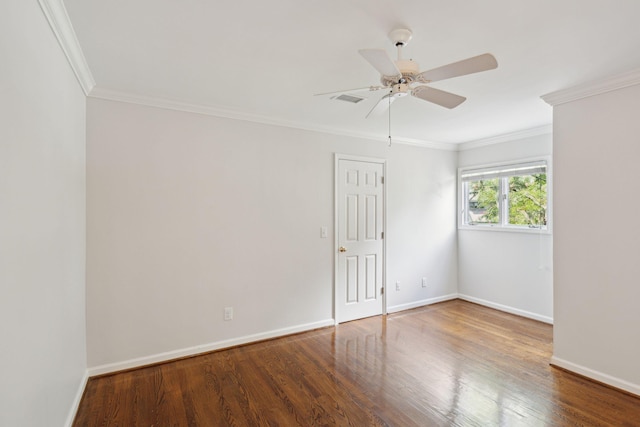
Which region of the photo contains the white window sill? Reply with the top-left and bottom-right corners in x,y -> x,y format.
458,224 -> 552,235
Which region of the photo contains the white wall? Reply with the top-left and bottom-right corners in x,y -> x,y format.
551,81 -> 640,394
0,2 -> 87,426
457,134 -> 554,322
86,98 -> 458,371
385,141 -> 459,313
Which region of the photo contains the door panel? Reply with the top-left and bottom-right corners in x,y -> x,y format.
346,194 -> 358,241
346,256 -> 358,303
365,195 -> 377,240
365,254 -> 377,300
336,158 -> 384,323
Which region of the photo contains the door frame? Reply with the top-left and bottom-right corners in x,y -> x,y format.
334,153 -> 387,324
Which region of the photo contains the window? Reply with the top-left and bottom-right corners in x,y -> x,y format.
460,160 -> 549,230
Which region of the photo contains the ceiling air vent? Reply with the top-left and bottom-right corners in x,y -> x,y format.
333,94 -> 365,104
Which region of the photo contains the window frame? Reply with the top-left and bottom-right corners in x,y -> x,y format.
458,157 -> 552,234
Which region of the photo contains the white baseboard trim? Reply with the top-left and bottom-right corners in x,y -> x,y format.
550,356 -> 640,397
457,294 -> 553,324
386,294 -> 459,314
88,318 -> 335,376
64,369 -> 89,427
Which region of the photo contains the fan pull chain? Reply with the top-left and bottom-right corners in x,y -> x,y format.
388,91 -> 392,147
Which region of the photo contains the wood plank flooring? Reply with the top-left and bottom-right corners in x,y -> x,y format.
73,300 -> 640,426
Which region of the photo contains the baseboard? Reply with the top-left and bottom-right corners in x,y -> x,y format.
550,356 -> 640,397
386,294 -> 459,314
88,318 -> 335,376
457,294 -> 553,324
64,369 -> 89,427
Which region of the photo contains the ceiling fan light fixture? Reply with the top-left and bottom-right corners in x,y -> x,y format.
390,83 -> 409,97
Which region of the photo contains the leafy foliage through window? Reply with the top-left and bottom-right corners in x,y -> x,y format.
461,161 -> 548,229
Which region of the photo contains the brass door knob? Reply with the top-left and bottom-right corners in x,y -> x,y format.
339,246 -> 347,252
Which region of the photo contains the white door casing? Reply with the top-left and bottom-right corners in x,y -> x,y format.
335,155 -> 385,323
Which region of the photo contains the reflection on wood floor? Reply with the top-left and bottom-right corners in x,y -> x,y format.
73,300 -> 640,426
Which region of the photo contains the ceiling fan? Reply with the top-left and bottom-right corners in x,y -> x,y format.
318,28 -> 498,117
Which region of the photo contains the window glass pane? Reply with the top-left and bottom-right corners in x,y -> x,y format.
467,178 -> 499,224
508,173 -> 547,226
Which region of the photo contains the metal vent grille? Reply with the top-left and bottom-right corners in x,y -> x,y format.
334,94 -> 365,104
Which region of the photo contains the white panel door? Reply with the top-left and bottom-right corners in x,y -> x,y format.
336,158 -> 384,323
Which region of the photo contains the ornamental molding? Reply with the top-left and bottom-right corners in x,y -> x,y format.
541,68 -> 640,106
39,0 -> 95,95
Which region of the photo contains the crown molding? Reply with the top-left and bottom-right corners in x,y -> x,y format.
457,124 -> 552,151
89,87 -> 458,151
38,0 -> 95,95
541,68 -> 640,106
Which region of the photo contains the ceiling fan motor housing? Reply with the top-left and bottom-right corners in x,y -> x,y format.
381,59 -> 420,86
396,59 -> 419,75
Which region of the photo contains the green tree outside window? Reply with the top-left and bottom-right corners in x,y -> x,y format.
467,174 -> 546,226
508,174 -> 547,226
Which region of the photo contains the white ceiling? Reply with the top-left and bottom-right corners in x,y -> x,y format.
64,0 -> 640,145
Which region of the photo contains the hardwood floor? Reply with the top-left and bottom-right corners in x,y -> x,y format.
73,300 -> 640,426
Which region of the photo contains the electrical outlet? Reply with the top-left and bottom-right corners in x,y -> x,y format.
422,277 -> 428,288
224,307 -> 233,321
396,281 -> 400,291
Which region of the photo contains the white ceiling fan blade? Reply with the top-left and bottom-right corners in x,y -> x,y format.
366,93 -> 395,118
417,53 -> 498,83
358,49 -> 402,80
412,86 -> 466,109
313,85 -> 384,97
